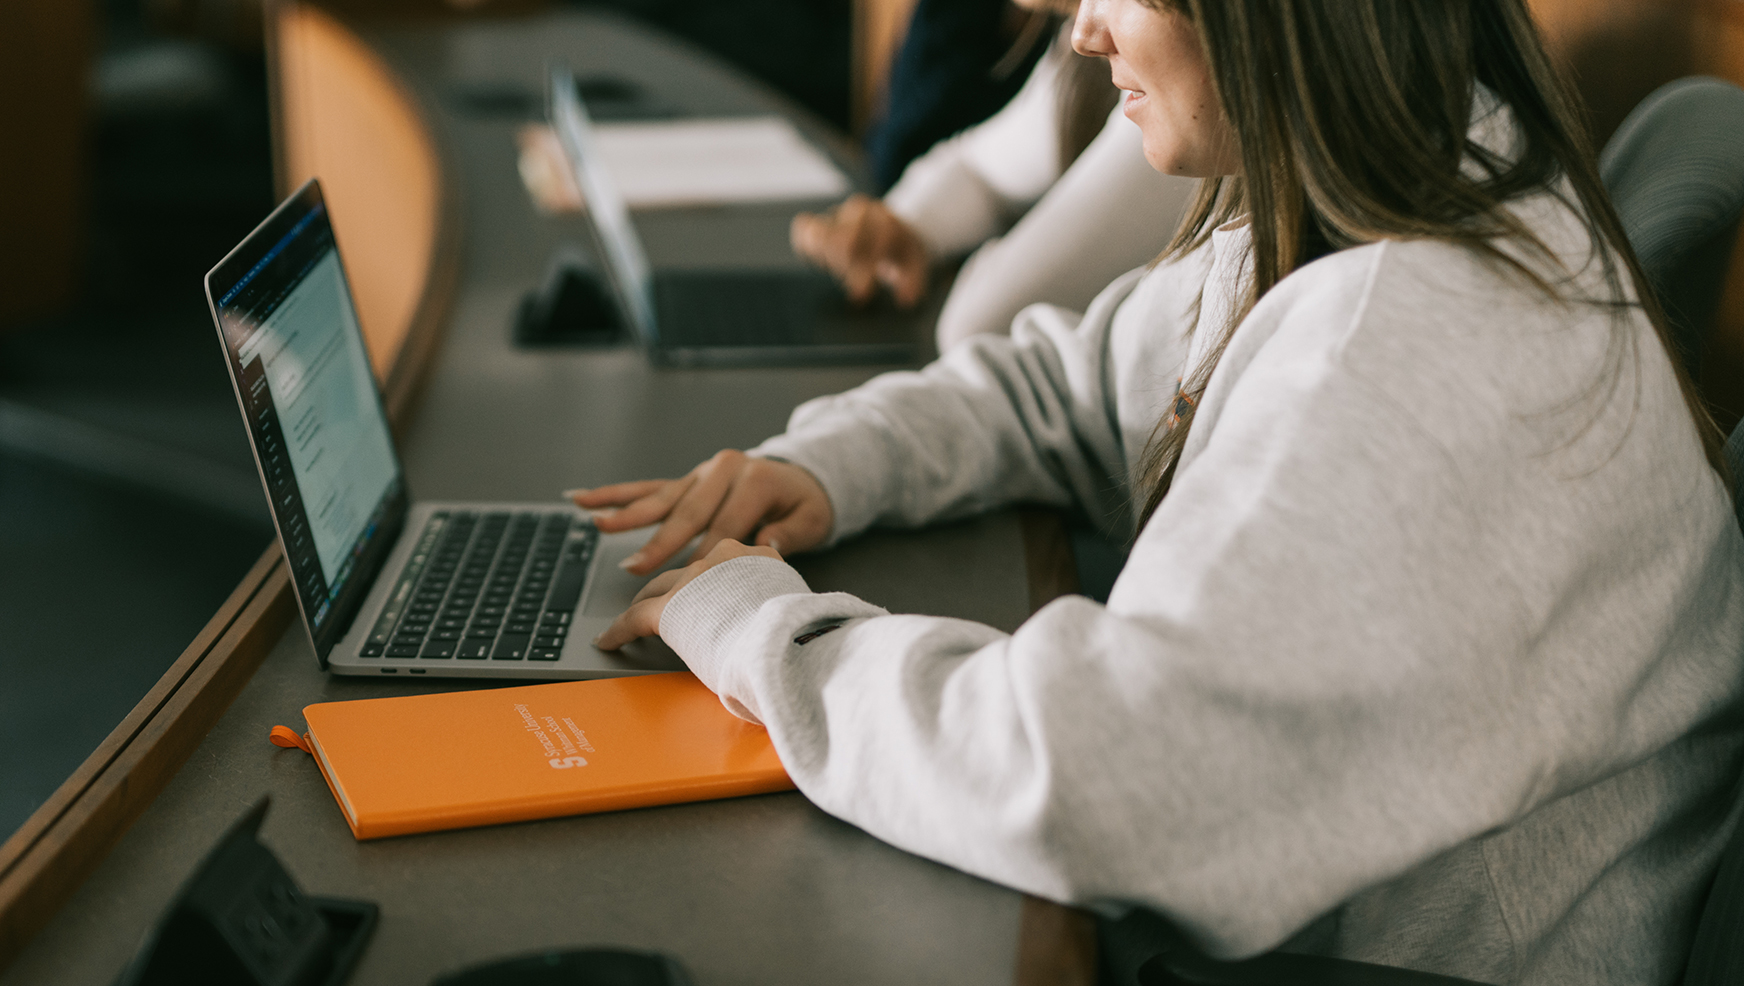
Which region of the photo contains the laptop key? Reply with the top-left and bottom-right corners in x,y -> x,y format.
386,644 -> 421,658
529,648 -> 562,661
456,641 -> 491,659
360,644 -> 384,657
421,640 -> 456,658
544,544 -> 596,612
492,634 -> 531,659
534,635 -> 564,649
465,627 -> 498,638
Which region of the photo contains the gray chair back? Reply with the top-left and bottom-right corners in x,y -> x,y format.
1600,76 -> 1744,376
1730,419 -> 1744,532
1684,417 -> 1744,986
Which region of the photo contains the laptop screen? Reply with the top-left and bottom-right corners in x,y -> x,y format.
205,179 -> 409,661
549,66 -> 658,341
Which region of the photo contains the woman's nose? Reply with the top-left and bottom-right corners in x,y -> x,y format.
1072,0 -> 1113,58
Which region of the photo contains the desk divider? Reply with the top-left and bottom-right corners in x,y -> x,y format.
0,551 -> 295,966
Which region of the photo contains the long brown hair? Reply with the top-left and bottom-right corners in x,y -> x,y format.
1132,0 -> 1722,529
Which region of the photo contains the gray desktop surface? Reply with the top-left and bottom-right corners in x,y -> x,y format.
0,11 -> 1036,986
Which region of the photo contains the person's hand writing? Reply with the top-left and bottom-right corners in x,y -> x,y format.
593,539 -> 779,650
568,450 -> 833,576
790,194 -> 929,307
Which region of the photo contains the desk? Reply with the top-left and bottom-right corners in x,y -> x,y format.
0,9 -> 1091,985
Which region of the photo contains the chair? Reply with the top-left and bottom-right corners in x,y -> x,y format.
1682,418 -> 1744,986
1600,76 -> 1744,377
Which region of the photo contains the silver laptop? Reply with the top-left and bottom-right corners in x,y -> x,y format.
549,66 -> 919,367
204,178 -> 683,679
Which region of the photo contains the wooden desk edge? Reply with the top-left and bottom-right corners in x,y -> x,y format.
0,6 -> 462,969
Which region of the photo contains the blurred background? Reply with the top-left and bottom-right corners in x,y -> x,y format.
1,0 -> 1740,846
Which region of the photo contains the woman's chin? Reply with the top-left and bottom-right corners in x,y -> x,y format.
1140,144 -> 1190,177
1140,138 -> 1225,178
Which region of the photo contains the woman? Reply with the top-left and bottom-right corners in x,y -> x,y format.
578,1 -> 1744,981
793,0 -> 1196,351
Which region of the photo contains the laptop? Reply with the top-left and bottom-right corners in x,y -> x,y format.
548,66 -> 920,367
204,178 -> 684,679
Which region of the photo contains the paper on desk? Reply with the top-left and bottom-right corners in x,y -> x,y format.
520,116 -> 851,213
595,117 -> 850,207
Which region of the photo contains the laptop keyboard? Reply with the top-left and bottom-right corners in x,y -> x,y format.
359,511 -> 597,662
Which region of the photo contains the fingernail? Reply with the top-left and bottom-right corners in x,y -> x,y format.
766,538 -> 782,555
619,552 -> 644,571
562,488 -> 588,499
591,633 -> 605,648
589,508 -> 618,521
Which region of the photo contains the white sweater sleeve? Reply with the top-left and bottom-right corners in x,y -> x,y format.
883,36 -> 1068,258
933,111 -> 1199,350
660,237 -> 1744,963
749,263 -> 1173,546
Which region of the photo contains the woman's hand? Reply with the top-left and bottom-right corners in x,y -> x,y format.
569,450 -> 833,576
790,195 -> 930,307
594,540 -> 780,650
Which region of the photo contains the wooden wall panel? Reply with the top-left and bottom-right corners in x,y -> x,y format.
1532,0 -> 1697,144
271,0 -> 440,377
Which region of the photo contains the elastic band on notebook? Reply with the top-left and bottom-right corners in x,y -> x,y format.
269,725 -> 313,754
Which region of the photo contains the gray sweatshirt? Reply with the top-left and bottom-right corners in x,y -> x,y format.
658,129 -> 1744,982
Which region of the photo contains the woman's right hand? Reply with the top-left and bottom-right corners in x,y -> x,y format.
569,451 -> 834,576
790,195 -> 930,307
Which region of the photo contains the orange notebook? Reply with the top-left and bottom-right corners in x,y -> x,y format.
269,672 -> 793,840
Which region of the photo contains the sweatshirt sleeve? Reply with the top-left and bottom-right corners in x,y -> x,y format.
661,244 -> 1744,957
750,266 -> 1156,546
933,111 -> 1199,350
883,36 -> 1068,259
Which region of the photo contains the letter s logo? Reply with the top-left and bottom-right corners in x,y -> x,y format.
549,756 -> 588,769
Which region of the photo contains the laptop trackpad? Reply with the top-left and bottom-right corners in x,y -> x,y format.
583,530 -> 689,671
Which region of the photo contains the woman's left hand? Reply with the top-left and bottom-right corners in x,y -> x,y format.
594,539 -> 783,651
